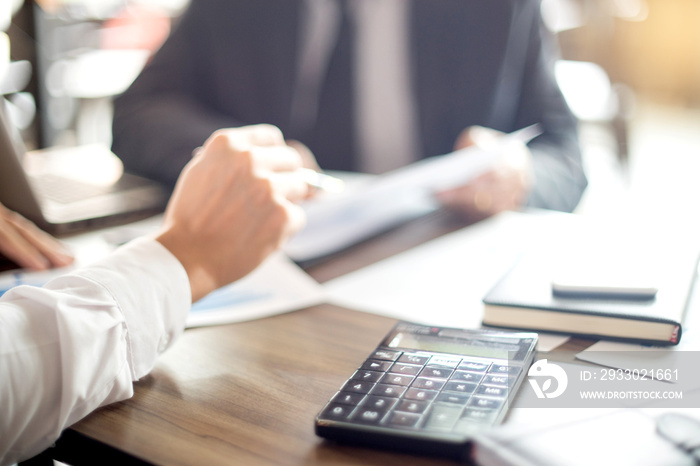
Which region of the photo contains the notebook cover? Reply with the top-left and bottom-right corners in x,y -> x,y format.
482,251 -> 699,345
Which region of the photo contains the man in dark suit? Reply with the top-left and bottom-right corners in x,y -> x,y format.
112,0 -> 587,217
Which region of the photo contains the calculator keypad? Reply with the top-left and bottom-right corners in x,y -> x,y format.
319,349 -> 522,436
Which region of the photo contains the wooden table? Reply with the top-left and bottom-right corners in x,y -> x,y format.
58,210 -> 594,465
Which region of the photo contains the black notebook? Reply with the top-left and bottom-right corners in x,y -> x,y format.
482,248 -> 700,346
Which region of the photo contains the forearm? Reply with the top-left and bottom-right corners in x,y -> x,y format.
0,238 -> 190,465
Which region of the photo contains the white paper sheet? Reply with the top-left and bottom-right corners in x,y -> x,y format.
285,173 -> 438,263
285,126 -> 541,262
322,210 -> 570,351
186,252 -> 325,327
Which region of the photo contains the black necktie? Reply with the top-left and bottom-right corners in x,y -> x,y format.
308,0 -> 356,171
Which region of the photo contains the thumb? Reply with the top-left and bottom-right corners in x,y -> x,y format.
454,126 -> 504,151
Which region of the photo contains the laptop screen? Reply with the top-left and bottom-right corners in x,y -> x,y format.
0,103 -> 46,226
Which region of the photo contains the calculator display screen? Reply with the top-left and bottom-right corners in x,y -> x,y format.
386,332 -> 518,359
383,323 -> 535,361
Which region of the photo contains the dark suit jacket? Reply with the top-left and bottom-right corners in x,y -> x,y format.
112,0 -> 587,212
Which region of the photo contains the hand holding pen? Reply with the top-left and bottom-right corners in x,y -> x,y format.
192,132 -> 343,197
285,139 -> 344,195
435,125 -> 538,220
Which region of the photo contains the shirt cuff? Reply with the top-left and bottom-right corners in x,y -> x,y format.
75,237 -> 191,380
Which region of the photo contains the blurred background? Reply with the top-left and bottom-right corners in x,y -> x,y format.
3,0 -> 700,221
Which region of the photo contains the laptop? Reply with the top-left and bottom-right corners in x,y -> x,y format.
0,104 -> 169,235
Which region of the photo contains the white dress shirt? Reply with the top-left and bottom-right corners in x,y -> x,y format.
0,237 -> 191,465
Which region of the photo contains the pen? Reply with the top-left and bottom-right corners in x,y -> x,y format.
503,123 -> 543,145
298,168 -> 345,193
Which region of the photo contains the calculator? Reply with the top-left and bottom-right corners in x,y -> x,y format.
315,321 -> 537,461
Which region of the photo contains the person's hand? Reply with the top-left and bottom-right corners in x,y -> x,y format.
155,124 -> 308,302
285,139 -> 325,199
435,126 -> 533,220
0,203 -> 74,270
285,139 -> 320,171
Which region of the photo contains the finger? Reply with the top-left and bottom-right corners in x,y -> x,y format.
6,213 -> 74,268
435,175 -> 501,215
280,201 -> 307,238
472,167 -> 529,209
268,171 -> 310,203
203,125 -> 286,159
454,126 -> 478,150
454,126 -> 505,151
235,124 -> 286,147
460,172 -> 517,206
251,146 -> 304,172
434,184 -> 476,208
468,126 -> 504,147
435,170 -> 491,203
286,139 -> 321,171
0,217 -> 51,270
444,181 -> 521,214
489,189 -> 521,211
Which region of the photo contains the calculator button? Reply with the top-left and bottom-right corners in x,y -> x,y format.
372,350 -> 401,361
331,391 -> 364,406
436,393 -> 471,405
422,404 -> 463,431
361,359 -> 393,372
488,364 -> 521,376
398,353 -> 431,365
412,377 -> 446,391
451,370 -> 484,383
379,373 -> 414,386
360,395 -> 397,411
419,366 -> 452,379
350,408 -> 387,425
320,403 -> 354,421
386,412 -> 421,428
370,384 -> 407,398
475,385 -> 508,398
341,380 -> 374,394
458,360 -> 490,372
404,388 -> 438,402
428,355 -> 462,368
482,374 -> 513,387
460,408 -> 498,423
389,363 -> 422,376
443,381 -> 477,394
351,370 -> 384,383
468,396 -> 504,410
395,400 -> 429,414
453,419 -> 487,435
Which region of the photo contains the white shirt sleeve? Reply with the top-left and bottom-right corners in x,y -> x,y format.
0,237 -> 191,466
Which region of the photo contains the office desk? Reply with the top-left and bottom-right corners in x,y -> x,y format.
64,210 -> 593,465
